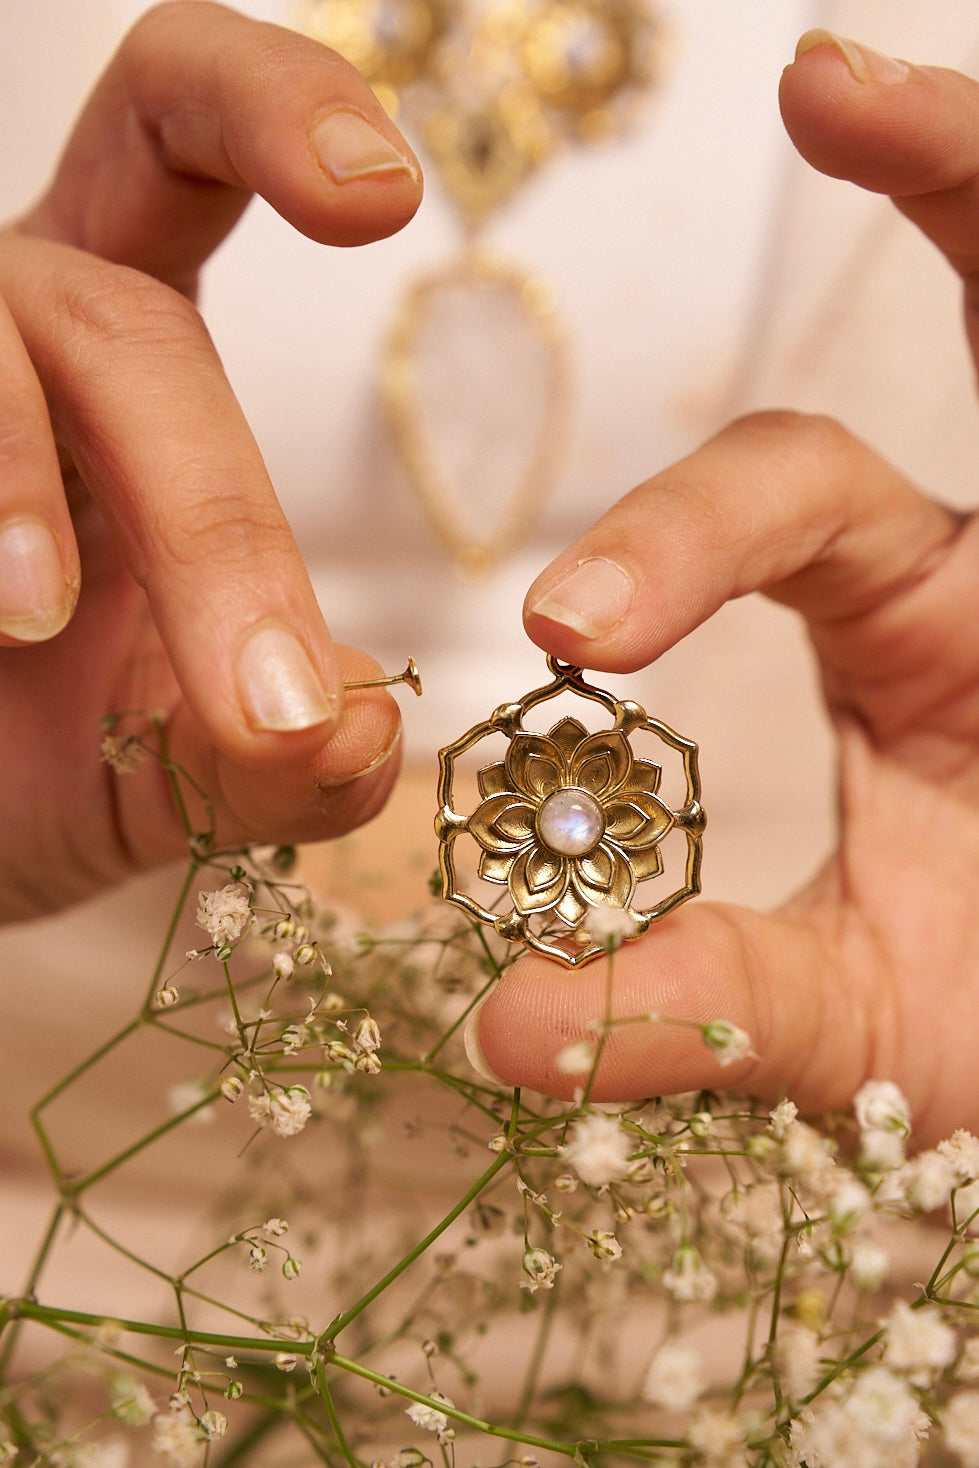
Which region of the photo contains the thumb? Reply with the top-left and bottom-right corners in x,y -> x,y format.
466,899 -> 858,1117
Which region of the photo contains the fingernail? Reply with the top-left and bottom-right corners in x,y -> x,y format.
527,557 -> 635,639
794,29 -> 909,84
0,518 -> 74,641
313,109 -> 418,184
237,623 -> 338,733
463,1000 -> 509,1087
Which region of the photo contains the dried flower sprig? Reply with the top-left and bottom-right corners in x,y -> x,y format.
2,726 -> 979,1466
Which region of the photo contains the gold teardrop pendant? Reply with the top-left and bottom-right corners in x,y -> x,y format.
381,251 -> 572,577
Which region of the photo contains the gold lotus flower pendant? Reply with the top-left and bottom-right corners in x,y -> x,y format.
436,656 -> 705,967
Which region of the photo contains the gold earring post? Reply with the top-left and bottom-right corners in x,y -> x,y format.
343,657 -> 423,697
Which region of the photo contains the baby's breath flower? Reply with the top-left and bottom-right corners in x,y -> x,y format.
701,1018 -> 755,1068
554,1037 -> 599,1075
854,1079 -> 911,1137
903,1149 -> 957,1213
959,1339 -> 979,1382
686,1407 -> 745,1462
248,1245 -> 268,1272
860,1125 -> 907,1173
661,1245 -> 717,1304
642,1339 -> 704,1410
560,1112 -> 633,1188
263,1217 -> 289,1237
353,1016 -> 382,1053
280,1025 -> 306,1056
154,985 -> 180,1010
883,1298 -> 957,1384
225,1381 -> 244,1401
195,883 -> 252,948
282,1255 -> 302,1280
779,1120 -> 836,1188
939,1129 -> 979,1183
768,1098 -> 798,1138
578,906 -> 638,951
325,1039 -> 355,1065
354,1051 -> 382,1075
248,1086 -> 312,1138
943,1391 -> 979,1465
273,1353 -> 298,1373
772,1325 -> 821,1404
150,1415 -> 202,1467
586,1229 -> 622,1263
851,1240 -> 890,1292
294,943 -> 317,966
406,1392 -> 453,1434
219,1076 -> 243,1103
827,1177 -> 871,1231
521,1246 -> 562,1293
272,951 -> 295,981
956,1177 -> 979,1233
552,1173 -> 578,1194
110,1375 -> 156,1426
199,1411 -> 227,1442
101,734 -> 148,773
849,1365 -> 929,1445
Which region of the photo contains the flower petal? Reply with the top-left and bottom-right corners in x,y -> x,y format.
621,756 -> 662,796
509,845 -> 568,915
569,730 -> 633,799
468,793 -> 538,853
547,717 -> 590,767
627,844 -> 664,883
477,761 -> 511,799
604,792 -> 674,849
505,732 -> 564,801
478,850 -> 515,885
554,884 -> 588,927
572,841 -> 636,909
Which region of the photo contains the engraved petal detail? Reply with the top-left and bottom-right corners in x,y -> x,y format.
504,732 -> 564,801
604,792 -> 674,849
509,845 -> 569,914
468,792 -> 538,852
570,730 -> 634,798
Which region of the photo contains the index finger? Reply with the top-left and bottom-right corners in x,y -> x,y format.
20,0 -> 423,284
781,34 -> 979,357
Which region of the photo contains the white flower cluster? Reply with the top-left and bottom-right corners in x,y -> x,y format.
248,1085 -> 312,1137
195,882 -> 253,949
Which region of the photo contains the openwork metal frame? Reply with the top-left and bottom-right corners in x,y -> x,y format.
436,656 -> 706,967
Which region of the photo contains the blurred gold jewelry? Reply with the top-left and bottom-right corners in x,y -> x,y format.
436,655 -> 704,967
298,0 -> 663,572
381,252 -> 570,575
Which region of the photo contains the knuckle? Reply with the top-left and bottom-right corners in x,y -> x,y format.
57,261 -> 205,359
728,408 -> 853,462
150,483 -> 293,577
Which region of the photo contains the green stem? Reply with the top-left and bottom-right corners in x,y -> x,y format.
328,1353 -> 685,1458
9,1301 -> 308,1357
423,974 -> 496,1066
323,1151 -> 511,1340
140,856 -> 202,1011
0,1204 -> 65,1378
512,1273 -> 559,1429
316,1357 -> 362,1468
69,1093 -> 219,1195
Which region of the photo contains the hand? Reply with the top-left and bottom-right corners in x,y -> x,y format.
470,33 -> 979,1146
0,2 -> 422,921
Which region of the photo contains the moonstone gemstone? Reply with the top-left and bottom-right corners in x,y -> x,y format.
537,787 -> 604,857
